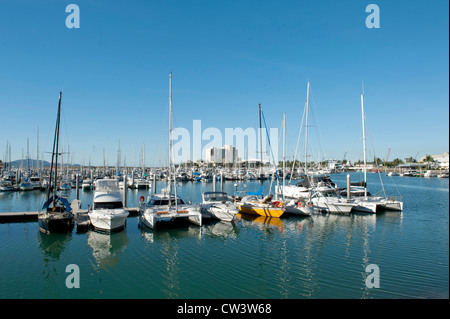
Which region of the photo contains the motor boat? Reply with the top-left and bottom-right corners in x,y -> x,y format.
88,179 -> 129,232
82,179 -> 93,190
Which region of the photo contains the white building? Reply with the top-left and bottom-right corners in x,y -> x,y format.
205,145 -> 238,164
419,152 -> 449,169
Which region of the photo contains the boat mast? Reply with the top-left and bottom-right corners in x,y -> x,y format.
168,73 -> 173,208
282,112 -> 286,190
46,92 -> 62,208
361,92 -> 368,198
259,103 -> 263,198
304,81 -> 310,175
54,92 -> 62,203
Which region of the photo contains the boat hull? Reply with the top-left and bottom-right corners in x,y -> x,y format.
236,202 -> 284,218
140,208 -> 202,229
284,203 -> 313,216
201,203 -> 238,222
88,209 -> 129,233
38,212 -> 75,234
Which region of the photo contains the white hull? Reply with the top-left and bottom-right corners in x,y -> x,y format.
0,186 -> 16,191
379,199 -> 403,211
312,198 -> 353,215
283,200 -> 313,216
201,203 -> 238,222
19,184 -> 34,191
88,209 -> 129,232
351,198 -> 378,213
140,206 -> 202,229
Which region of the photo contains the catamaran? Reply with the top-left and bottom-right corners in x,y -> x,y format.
139,73 -> 202,229
351,90 -> 404,213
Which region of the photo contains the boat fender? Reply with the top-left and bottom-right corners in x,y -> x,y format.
273,201 -> 283,208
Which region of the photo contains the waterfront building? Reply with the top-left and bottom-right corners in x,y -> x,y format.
205,145 -> 239,164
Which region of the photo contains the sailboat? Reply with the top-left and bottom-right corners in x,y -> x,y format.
200,191 -> 238,222
38,92 -> 75,234
278,112 -> 312,216
235,104 -> 285,218
352,89 -> 403,213
138,73 -> 202,229
276,82 -> 337,202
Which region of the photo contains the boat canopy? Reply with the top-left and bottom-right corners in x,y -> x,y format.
95,179 -> 119,192
42,195 -> 72,212
246,186 -> 263,196
203,192 -> 230,201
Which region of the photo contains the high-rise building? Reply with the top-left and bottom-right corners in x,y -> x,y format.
205,145 -> 238,164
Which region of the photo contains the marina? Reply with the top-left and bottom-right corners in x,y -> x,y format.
0,172 -> 448,299
0,0 -> 448,303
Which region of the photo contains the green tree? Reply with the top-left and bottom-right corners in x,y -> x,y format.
423,155 -> 434,163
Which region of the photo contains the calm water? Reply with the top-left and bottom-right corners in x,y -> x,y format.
0,173 -> 448,299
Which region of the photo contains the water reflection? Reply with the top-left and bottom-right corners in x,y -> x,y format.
138,223 -> 202,299
87,230 -> 129,269
202,220 -> 239,239
138,220 -> 202,243
236,213 -> 285,232
38,231 -> 72,261
38,231 -> 73,297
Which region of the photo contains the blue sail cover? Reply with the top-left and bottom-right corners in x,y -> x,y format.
246,186 -> 263,196
42,195 -> 72,212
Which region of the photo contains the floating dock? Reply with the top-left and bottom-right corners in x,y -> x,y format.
0,206 -> 139,223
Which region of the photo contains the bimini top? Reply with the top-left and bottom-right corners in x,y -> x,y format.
42,195 -> 72,212
95,179 -> 119,192
203,192 -> 231,202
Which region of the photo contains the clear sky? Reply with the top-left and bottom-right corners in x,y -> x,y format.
0,0 -> 448,167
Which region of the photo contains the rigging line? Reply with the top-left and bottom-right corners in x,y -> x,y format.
363,111 -> 388,199
260,108 -> 284,201
308,87 -> 325,162
290,99 -> 307,184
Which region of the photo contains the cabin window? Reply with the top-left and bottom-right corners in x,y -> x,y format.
149,199 -> 185,206
93,201 -> 123,209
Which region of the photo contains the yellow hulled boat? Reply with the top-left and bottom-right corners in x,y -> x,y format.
235,195 -> 285,218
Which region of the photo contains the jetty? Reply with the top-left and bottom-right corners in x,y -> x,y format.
0,205 -> 139,223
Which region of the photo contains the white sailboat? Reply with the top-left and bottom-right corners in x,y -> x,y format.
139,73 -> 202,229
310,190 -> 354,215
277,112 -> 312,216
276,82 -> 337,203
200,191 -> 238,222
352,90 -> 403,213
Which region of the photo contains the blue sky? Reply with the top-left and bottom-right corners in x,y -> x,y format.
0,0 -> 448,166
